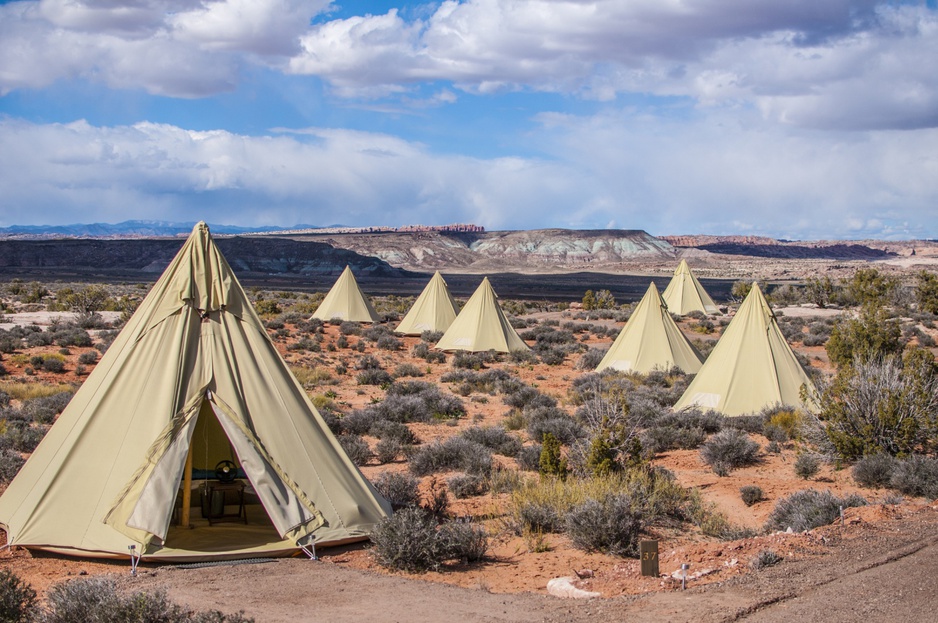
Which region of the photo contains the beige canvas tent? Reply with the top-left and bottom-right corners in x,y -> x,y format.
435,277 -> 530,353
596,282 -> 703,374
395,271 -> 459,336
673,283 -> 819,416
662,259 -> 720,315
312,265 -> 381,323
0,223 -> 391,561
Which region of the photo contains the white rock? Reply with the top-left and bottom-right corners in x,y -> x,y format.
546,577 -> 600,599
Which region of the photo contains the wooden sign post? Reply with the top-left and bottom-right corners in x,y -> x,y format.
640,540 -> 659,577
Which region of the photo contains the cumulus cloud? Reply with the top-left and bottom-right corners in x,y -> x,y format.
2,115 -> 936,239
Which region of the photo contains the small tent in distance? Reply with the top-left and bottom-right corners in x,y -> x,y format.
597,282 -> 703,374
0,223 -> 391,562
662,259 -> 720,316
312,265 -> 381,323
673,282 -> 819,416
435,277 -> 530,353
395,271 -> 459,336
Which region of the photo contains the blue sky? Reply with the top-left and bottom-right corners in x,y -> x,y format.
1,0 -> 937,239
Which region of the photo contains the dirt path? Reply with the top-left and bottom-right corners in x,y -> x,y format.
110,507 -> 938,623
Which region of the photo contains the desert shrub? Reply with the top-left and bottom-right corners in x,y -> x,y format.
750,550 -> 783,570
451,351 -> 490,370
846,267 -> 899,308
641,426 -> 707,453
420,330 -> 444,343
339,410 -> 377,436
819,352 -> 938,460
0,570 -> 36,623
527,411 -> 585,446
722,415 -> 765,435
356,354 -> 382,369
372,471 -> 420,509
565,494 -> 643,556
802,333 -> 829,347
538,433 -> 568,479
766,489 -> 867,532
370,420 -> 418,445
392,363 -> 424,378
575,348 -> 607,370
889,455 -> 938,499
339,321 -> 362,335
0,422 -> 46,453
447,473 -> 488,498
409,438 -> 493,477
852,454 -> 898,489
77,350 -> 98,365
356,368 -> 393,386
794,453 -> 821,480
538,348 -> 568,366
826,307 -> 903,369
376,335 -> 402,351
516,444 -> 542,471
41,576 -> 253,623
22,391 -> 73,424
740,485 -> 764,507
53,328 -> 93,348
762,406 -> 802,439
460,426 -> 522,457
375,439 -> 403,464
437,521 -> 488,563
338,435 -> 373,466
381,382 -> 465,422
700,429 -> 760,476
0,448 -> 26,485
369,508 -> 444,572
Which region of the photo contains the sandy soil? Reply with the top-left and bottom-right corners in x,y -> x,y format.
1,298 -> 936,621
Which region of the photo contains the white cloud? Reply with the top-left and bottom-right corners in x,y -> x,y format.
2,115 -> 936,239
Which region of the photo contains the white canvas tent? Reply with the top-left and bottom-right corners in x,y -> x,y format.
597,282 -> 703,374
0,223 -> 391,561
435,277 -> 530,353
312,265 -> 381,323
662,260 -> 720,315
673,283 -> 819,416
395,271 -> 459,336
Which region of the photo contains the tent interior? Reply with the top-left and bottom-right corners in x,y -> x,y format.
159,400 -> 294,560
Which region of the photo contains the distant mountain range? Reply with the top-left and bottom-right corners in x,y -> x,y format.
0,220 -> 327,239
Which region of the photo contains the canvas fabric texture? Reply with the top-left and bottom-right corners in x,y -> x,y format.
395,271 -> 459,335
312,265 -> 381,323
597,282 -> 703,374
435,277 -> 530,353
674,283 -> 819,416
662,259 -> 720,315
0,223 -> 390,560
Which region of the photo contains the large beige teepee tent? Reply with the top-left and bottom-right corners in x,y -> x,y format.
673,283 -> 818,416
0,223 -> 391,561
395,271 -> 459,336
312,265 -> 381,323
435,277 -> 530,353
597,282 -> 703,374
662,259 -> 720,315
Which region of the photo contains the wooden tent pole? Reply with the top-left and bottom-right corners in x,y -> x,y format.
180,444 -> 193,528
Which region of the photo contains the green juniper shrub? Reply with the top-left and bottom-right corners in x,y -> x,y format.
851,454 -> 898,489
538,433 -> 567,480
700,429 -> 760,476
740,485 -> 764,507
373,471 -> 420,509
794,453 -> 821,480
565,494 -> 643,557
0,569 -> 36,623
766,489 -> 867,532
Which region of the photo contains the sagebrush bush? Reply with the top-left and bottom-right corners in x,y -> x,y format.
374,438 -> 403,464
740,485 -> 764,507
574,348 -> 607,370
356,368 -> 393,386
41,576 -> 253,622
750,550 -> 782,570
420,330 -> 444,343
370,420 -> 418,445
447,473 -> 488,498
0,448 -> 26,485
0,422 -> 47,453
372,471 -> 420,509
0,570 -> 36,623
338,434 -> 373,466
766,489 -> 867,532
392,363 -> 424,378
641,425 -> 707,453
565,494 -> 643,556
889,455 -> 938,499
794,453 -> 821,480
700,429 -> 760,476
459,426 -> 522,457
370,508 -> 487,572
408,438 -> 493,477
852,454 -> 898,489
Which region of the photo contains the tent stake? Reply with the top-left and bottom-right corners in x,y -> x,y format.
301,543 -> 318,561
128,545 -> 141,576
